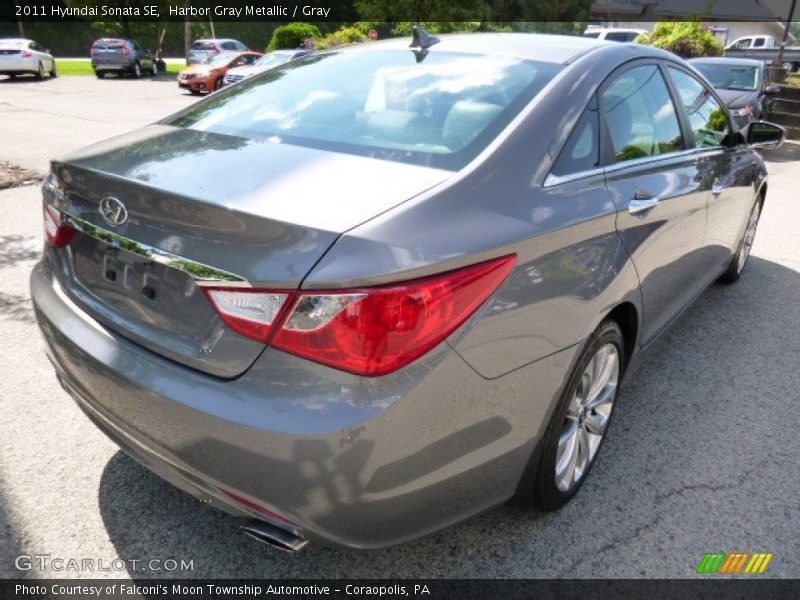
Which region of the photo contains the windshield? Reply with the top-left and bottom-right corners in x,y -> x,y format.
693,63 -> 759,91
205,52 -> 237,66
169,50 -> 562,170
192,41 -> 215,51
254,52 -> 294,67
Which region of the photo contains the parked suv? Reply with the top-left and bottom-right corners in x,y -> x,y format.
91,38 -> 157,78
187,39 -> 248,65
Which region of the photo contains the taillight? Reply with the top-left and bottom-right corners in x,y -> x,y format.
205,255 -> 516,376
22,50 -> 32,58
202,288 -> 289,342
42,203 -> 76,247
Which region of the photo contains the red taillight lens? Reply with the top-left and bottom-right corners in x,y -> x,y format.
202,288 -> 289,342
42,203 -> 76,247
206,256 -> 515,375
22,50 -> 32,58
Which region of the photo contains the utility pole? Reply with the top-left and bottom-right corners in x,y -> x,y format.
777,0 -> 797,66
15,0 -> 25,37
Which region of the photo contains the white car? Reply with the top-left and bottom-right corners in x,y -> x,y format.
222,49 -> 312,86
583,28 -> 648,43
0,38 -> 56,79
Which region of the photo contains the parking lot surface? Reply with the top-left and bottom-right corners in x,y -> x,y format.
1,76 -> 799,578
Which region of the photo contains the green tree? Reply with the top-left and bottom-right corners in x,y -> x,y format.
267,22 -> 322,50
636,22 -> 724,59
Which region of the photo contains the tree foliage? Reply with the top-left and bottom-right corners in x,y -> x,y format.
636,22 -> 724,59
267,22 -> 322,51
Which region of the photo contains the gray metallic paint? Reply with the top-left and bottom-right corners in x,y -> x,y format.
31,35 -> 768,548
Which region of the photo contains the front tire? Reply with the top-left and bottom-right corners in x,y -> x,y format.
718,199 -> 761,284
50,62 -> 57,77
151,61 -> 158,76
95,70 -> 105,79
132,62 -> 142,78
529,320 -> 624,511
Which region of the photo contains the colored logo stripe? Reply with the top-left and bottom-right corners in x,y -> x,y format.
745,553 -> 773,574
697,553 -> 726,573
696,552 -> 773,574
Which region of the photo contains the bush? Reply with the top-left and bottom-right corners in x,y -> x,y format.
313,26 -> 368,51
635,22 -> 723,59
267,22 -> 321,51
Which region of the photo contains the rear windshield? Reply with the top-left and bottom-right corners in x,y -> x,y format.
192,41 -> 216,51
169,50 -> 561,170
692,62 -> 759,91
94,40 -> 124,51
205,52 -> 237,66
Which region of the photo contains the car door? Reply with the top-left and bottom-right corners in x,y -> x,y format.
664,64 -> 757,273
601,62 -> 711,346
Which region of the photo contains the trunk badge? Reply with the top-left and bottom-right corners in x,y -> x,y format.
99,196 -> 128,227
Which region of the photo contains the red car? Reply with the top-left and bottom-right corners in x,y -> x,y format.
177,51 -> 262,94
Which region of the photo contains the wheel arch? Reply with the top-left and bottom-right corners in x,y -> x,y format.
604,301 -> 638,372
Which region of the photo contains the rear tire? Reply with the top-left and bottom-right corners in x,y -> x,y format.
718,198 -> 762,284
50,62 -> 57,78
35,62 -> 44,80
151,61 -> 158,76
132,62 -> 141,78
528,320 -> 624,511
95,70 -> 105,79
214,77 -> 223,91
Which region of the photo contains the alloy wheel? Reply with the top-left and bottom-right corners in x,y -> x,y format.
555,343 -> 619,492
737,202 -> 761,274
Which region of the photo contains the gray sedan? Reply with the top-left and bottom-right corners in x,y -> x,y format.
31,32 -> 784,551
688,57 -> 780,128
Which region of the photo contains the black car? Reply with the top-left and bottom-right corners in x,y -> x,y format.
688,57 -> 780,128
91,38 -> 158,78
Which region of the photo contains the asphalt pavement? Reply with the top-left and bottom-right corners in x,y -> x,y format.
0,75 -> 798,579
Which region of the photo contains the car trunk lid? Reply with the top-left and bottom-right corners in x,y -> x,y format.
48,125 -> 450,377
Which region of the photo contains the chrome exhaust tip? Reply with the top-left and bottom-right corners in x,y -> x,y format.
240,520 -> 309,553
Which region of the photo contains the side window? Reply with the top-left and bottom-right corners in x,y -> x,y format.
221,41 -> 237,51
601,64 -> 684,163
667,67 -> 731,147
734,38 -> 751,49
753,37 -> 765,47
551,97 -> 600,177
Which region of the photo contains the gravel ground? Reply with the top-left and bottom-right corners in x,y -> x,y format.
0,76 -> 798,579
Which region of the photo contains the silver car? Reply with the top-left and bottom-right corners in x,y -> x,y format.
32,32 -> 783,551
223,49 -> 313,86
0,38 -> 56,79
187,38 -> 248,65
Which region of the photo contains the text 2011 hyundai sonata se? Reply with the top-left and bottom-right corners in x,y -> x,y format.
31,32 -> 784,551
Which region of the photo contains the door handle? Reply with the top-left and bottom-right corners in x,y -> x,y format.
712,181 -> 724,196
628,196 -> 659,215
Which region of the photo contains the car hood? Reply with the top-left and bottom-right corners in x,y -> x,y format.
715,88 -> 759,108
180,65 -> 214,76
55,124 -> 452,233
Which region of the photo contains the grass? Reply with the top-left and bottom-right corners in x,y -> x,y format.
55,59 -> 181,76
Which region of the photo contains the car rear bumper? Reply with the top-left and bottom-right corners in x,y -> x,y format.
30,258 -> 575,548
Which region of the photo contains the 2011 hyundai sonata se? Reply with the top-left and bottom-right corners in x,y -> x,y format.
31,32 -> 784,551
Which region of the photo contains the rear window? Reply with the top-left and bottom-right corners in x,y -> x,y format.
192,41 -> 216,51
169,50 -> 561,170
93,40 -> 124,51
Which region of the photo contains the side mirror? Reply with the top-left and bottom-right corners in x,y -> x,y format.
764,84 -> 781,95
742,121 -> 786,150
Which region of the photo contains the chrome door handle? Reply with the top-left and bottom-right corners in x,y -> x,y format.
628,196 -> 659,215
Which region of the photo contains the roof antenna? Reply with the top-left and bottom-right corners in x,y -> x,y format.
409,25 -> 440,63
